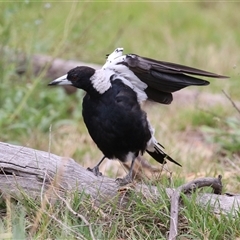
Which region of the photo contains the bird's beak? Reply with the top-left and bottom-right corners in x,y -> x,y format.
48,74 -> 73,86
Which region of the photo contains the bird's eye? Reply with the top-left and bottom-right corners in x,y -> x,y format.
73,75 -> 78,81
68,74 -> 77,82
106,54 -> 109,58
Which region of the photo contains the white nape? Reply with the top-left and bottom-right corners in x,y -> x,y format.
103,48 -> 148,103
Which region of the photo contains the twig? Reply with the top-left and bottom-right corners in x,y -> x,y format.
43,210 -> 86,240
222,90 -> 240,115
168,175 -> 222,240
53,188 -> 96,240
224,157 -> 240,172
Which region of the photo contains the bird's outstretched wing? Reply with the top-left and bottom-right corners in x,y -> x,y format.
104,48 -> 228,104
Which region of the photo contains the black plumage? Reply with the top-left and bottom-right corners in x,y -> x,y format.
83,79 -> 151,161
49,48 -> 228,185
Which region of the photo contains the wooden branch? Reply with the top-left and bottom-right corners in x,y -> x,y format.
1,142 -> 240,236
168,176 -> 223,240
222,90 -> 240,115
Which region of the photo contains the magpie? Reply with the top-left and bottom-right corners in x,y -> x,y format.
48,48 -> 228,185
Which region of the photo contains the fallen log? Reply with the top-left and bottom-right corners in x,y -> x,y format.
0,142 -> 239,225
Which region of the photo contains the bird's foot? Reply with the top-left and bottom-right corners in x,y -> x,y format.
87,166 -> 102,177
115,174 -> 133,186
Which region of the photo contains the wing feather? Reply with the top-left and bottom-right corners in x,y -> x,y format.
122,54 -> 228,97
136,55 -> 228,78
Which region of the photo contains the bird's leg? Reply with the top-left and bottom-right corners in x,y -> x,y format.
116,157 -> 136,186
87,156 -> 106,176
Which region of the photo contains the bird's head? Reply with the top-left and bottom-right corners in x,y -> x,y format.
48,66 -> 95,91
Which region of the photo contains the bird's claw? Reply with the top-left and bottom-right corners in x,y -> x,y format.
87,167 -> 103,177
115,174 -> 133,186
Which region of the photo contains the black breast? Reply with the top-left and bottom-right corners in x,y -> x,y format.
82,79 -> 151,162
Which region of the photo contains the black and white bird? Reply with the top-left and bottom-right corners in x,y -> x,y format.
49,48 -> 227,185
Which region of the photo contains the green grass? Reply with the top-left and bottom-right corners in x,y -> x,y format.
1,1 -> 240,239
0,186 -> 239,239
181,192 -> 240,239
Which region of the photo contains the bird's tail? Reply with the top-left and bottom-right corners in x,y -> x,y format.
146,143 -> 181,167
